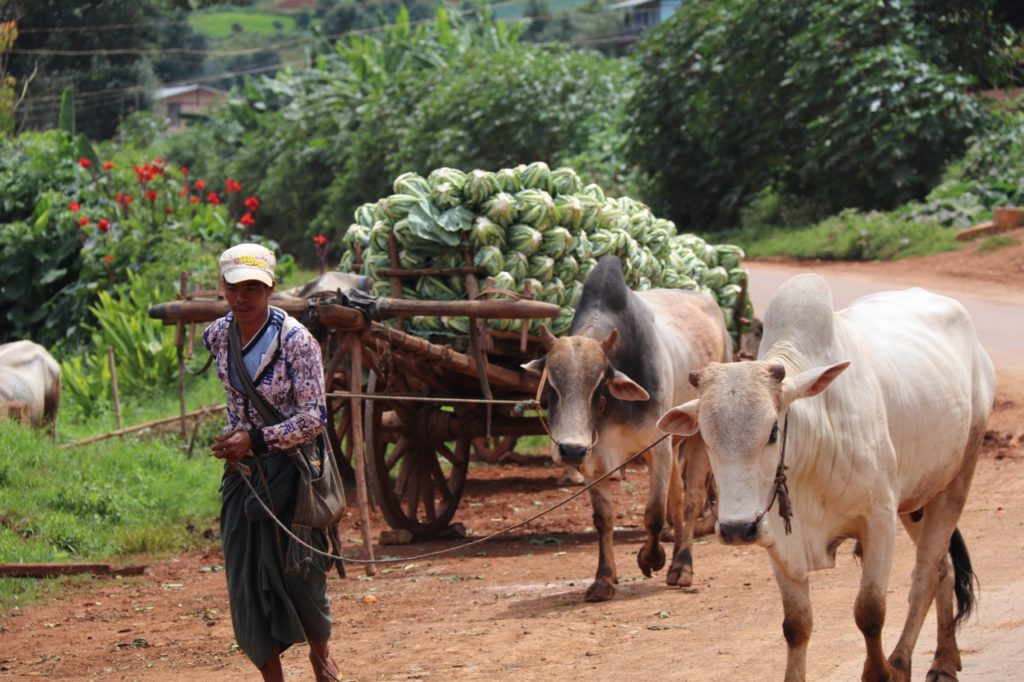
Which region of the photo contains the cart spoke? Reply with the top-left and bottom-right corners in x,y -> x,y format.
385,436 -> 408,471
426,453 -> 452,501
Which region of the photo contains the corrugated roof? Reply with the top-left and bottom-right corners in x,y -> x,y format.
605,0 -> 659,10
152,84 -> 226,101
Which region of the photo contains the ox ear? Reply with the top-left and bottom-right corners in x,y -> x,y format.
521,357 -> 545,377
657,400 -> 700,437
783,361 -> 850,404
607,368 -> 650,401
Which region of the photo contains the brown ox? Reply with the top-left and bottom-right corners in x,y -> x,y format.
0,340 -> 61,439
523,256 -> 732,601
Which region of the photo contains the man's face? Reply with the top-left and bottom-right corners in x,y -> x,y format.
222,278 -> 274,326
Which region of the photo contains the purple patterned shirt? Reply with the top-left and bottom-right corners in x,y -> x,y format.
203,306 -> 327,453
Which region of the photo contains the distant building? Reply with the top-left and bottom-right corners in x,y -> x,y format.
152,84 -> 227,131
606,0 -> 683,44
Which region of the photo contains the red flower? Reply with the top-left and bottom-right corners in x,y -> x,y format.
79,216 -> 89,226
154,157 -> 165,166
97,218 -> 110,233
122,194 -> 133,205
189,196 -> 199,204
104,255 -> 112,264
135,163 -> 156,183
313,234 -> 328,246
240,212 -> 256,226
194,179 -> 206,191
244,196 -> 260,212
79,157 -> 92,169
69,201 -> 80,212
178,183 -> 190,197
180,165 -> 189,177
102,161 -> 114,172
224,178 -> 242,193
206,191 -> 221,205
144,190 -> 158,203
164,206 -> 173,214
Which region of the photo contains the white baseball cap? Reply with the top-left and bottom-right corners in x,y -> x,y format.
218,243 -> 276,287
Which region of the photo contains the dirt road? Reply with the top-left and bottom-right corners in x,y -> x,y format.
1,240 -> 1022,681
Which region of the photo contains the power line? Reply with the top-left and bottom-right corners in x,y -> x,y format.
13,6 -> 639,114
10,36 -> 310,57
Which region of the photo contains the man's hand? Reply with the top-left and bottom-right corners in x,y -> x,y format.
212,429 -> 253,463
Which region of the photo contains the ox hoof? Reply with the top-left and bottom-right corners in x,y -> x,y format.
925,670 -> 958,682
666,564 -> 693,588
637,544 -> 666,577
584,580 -> 616,602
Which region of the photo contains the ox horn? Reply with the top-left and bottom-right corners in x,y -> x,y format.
538,325 -> 557,350
600,328 -> 618,353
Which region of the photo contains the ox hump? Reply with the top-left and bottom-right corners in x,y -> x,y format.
761,274 -> 835,353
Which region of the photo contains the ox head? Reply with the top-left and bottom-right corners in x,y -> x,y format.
656,360 -> 849,546
522,326 -> 649,466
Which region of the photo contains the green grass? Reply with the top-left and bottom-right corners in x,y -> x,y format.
0,421 -> 223,615
492,0 -> 598,20
974,234 -> 1020,254
727,209 -> 962,261
0,372 -> 231,616
190,10 -> 297,38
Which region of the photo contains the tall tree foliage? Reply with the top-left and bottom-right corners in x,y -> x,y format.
2,0 -> 163,139
164,7 -> 530,257
626,0 -> 1008,229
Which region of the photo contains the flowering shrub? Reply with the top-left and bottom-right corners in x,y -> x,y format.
67,154 -> 280,299
1,142 -> 289,353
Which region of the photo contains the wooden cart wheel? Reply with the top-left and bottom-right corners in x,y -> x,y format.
364,370 -> 471,538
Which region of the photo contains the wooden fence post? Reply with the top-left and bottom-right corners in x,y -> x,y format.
107,346 -> 123,431
177,272 -> 190,441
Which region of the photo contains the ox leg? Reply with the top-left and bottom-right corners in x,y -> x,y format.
854,514 -> 897,681
773,565 -> 812,682
636,444 -> 670,578
585,479 -> 618,602
899,514 -> 962,681
888,449 -> 979,682
667,436 -> 711,587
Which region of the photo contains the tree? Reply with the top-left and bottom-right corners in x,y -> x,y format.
625,0 -> 1001,230
0,20 -> 18,135
153,11 -> 209,84
2,0 -> 164,139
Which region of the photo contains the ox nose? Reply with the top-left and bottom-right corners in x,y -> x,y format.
558,443 -> 588,465
718,521 -> 759,545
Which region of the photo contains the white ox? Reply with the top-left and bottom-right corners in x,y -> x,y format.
658,274 -> 995,681
0,340 -> 61,439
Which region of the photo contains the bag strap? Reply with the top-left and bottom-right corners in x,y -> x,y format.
228,318 -> 284,427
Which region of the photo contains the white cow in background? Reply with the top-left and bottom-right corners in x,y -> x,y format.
658,274 -> 996,681
0,341 -> 61,439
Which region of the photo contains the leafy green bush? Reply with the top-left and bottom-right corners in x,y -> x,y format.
160,7 -> 527,258
895,110 -> 1024,228
626,0 -> 993,229
60,275 -> 180,418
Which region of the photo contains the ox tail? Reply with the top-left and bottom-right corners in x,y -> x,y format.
949,527 -> 977,628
